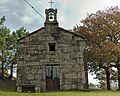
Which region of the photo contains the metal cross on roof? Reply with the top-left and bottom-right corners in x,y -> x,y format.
49,0 -> 54,8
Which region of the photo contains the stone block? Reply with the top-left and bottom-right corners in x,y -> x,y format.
72,84 -> 77,90
31,69 -> 37,74
35,86 -> 41,92
78,84 -> 84,90
72,72 -> 78,78
35,75 -> 42,79
27,74 -> 35,80
64,73 -> 72,78
63,84 -> 71,90
37,69 -> 43,74
17,86 -> 22,92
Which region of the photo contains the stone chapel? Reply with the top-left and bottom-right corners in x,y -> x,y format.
16,3 -> 88,92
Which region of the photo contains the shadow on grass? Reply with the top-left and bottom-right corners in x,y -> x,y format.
0,78 -> 16,92
89,88 -> 120,93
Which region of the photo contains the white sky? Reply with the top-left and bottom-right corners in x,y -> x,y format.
1,0 -> 120,84
0,0 -> 120,32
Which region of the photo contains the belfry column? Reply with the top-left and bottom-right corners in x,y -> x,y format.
44,0 -> 59,27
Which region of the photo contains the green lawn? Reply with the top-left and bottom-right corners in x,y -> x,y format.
0,91 -> 120,96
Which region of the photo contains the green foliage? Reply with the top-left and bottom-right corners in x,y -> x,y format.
7,27 -> 29,79
0,17 -> 11,78
0,16 -> 29,78
0,16 -> 5,25
75,6 -> 120,90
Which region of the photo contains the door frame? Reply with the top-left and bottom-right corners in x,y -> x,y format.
45,64 -> 60,91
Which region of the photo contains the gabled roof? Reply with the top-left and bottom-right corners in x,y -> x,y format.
58,27 -> 85,39
18,27 -> 45,42
18,27 -> 85,42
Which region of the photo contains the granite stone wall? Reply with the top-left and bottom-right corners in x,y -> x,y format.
16,25 -> 88,92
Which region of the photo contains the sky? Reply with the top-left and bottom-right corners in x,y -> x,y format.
1,0 -> 120,32
1,0 -> 120,84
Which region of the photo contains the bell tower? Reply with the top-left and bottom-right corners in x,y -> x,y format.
44,0 -> 58,27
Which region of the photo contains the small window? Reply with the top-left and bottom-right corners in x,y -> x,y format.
49,43 -> 55,51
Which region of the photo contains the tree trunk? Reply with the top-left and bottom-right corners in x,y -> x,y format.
1,61 -> 4,78
9,63 -> 14,79
117,64 -> 120,90
105,67 -> 111,90
1,51 -> 4,78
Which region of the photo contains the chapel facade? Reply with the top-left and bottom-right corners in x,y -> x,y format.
16,5 -> 88,92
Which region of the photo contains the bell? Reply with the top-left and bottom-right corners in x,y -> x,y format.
49,12 -> 53,19
50,16 -> 53,19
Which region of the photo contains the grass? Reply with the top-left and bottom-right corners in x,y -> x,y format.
0,79 -> 120,96
0,78 -> 16,92
0,91 -> 120,96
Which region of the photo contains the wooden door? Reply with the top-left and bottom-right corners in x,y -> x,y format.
46,65 -> 60,91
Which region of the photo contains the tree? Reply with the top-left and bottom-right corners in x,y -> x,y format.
0,16 -> 29,79
0,16 -> 5,25
8,27 -> 29,79
0,18 -> 11,78
75,6 -> 120,90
